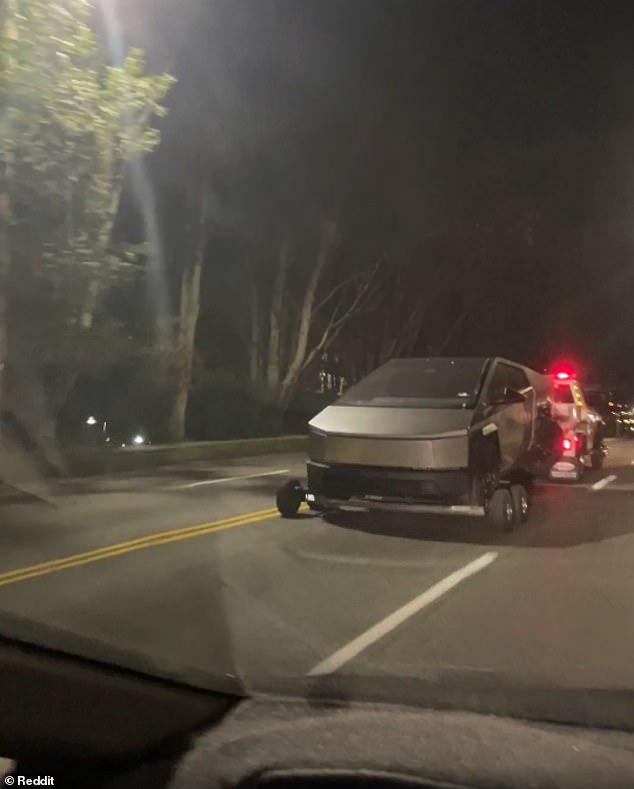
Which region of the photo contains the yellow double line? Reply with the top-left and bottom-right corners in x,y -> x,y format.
0,505 -> 284,589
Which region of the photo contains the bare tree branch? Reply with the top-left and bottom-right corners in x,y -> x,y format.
297,260 -> 381,378
313,254 -> 386,315
278,220 -> 337,403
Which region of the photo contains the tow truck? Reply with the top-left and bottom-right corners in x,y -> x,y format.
548,365 -> 607,482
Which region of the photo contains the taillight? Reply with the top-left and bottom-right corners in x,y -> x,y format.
561,435 -> 580,452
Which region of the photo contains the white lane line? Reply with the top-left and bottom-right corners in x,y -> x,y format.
175,469 -> 289,489
307,551 -> 498,677
590,474 -> 617,491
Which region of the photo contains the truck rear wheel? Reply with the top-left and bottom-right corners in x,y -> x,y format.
487,488 -> 514,532
510,484 -> 530,524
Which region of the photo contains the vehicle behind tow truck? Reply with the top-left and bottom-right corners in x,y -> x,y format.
549,365 -> 607,482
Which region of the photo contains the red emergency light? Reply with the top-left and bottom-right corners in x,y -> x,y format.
551,363 -> 576,381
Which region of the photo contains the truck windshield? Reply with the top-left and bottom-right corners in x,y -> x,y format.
338,358 -> 488,408
554,385 -> 575,404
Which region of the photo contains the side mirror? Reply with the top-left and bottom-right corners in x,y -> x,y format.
492,387 -> 526,406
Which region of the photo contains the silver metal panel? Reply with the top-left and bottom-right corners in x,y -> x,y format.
309,405 -> 473,438
322,497 -> 485,516
309,431 -> 469,470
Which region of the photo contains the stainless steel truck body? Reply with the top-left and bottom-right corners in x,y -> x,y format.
303,357 -> 558,517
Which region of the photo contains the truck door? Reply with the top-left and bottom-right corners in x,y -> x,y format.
483,362 -> 532,470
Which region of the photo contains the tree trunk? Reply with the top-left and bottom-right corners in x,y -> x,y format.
266,241 -> 289,393
167,184 -> 208,442
248,278 -> 261,385
80,174 -> 125,329
0,189 -> 11,441
278,221 -> 336,407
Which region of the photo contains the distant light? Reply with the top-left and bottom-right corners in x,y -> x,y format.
105,437 -> 111,443
121,443 -> 126,447
133,434 -> 145,445
608,401 -> 614,407
86,416 -> 97,425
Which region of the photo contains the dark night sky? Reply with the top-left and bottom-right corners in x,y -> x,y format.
110,0 -> 634,384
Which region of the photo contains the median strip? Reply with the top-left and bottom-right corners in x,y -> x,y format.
0,506 -> 281,589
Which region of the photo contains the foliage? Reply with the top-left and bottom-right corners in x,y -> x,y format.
187,370 -> 284,441
0,0 -> 174,434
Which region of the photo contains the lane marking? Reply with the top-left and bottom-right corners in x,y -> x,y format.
307,551 -> 498,677
0,506 -> 285,589
590,474 -> 617,491
175,469 -> 289,489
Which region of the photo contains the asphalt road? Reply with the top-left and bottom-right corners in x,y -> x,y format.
1,440 -> 634,695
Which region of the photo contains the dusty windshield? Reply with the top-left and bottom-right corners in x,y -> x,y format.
338,358 -> 487,408
2,0 -> 634,730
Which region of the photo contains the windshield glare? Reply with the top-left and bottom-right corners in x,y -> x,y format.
338,358 -> 487,408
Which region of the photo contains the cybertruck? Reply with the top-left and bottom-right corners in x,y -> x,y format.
276,357 -> 561,530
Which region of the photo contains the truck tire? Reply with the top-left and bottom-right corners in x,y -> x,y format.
276,479 -> 304,518
510,484 -> 530,524
487,488 -> 514,532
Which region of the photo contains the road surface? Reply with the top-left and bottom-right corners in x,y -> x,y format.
1,440 -> 634,695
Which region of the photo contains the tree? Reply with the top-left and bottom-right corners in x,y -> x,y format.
166,177 -> 210,441
245,220 -> 380,408
0,0 -> 174,454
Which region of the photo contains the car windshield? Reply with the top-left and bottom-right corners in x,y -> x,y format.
337,358 -> 487,408
3,0 -> 634,751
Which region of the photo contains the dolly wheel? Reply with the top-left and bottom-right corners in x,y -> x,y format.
276,479 -> 304,518
488,488 -> 514,532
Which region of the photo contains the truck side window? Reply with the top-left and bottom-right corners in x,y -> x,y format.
486,363 -> 527,403
508,367 -> 529,392
485,365 -> 506,403
486,363 -> 510,402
